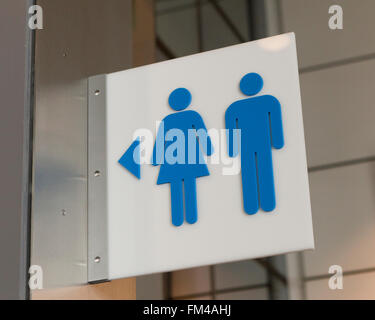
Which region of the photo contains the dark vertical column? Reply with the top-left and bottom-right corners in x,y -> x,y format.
247,0 -> 267,40
196,0 -> 204,52
0,0 -> 34,300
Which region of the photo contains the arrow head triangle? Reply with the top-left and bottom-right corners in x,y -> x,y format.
118,137 -> 141,179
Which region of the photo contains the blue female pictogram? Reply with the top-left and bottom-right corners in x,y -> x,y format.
152,88 -> 213,227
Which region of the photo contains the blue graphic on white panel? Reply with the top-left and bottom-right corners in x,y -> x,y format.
118,73 -> 284,226
152,88 -> 213,227
225,73 -> 284,214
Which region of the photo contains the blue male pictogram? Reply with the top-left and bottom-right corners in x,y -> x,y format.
225,73 -> 284,215
152,88 -> 213,227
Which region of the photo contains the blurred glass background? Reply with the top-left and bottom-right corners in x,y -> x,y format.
136,0 -> 375,300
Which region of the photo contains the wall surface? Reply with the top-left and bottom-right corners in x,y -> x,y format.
30,0 -> 137,298
31,0 -> 133,289
156,0 -> 250,58
0,0 -> 33,300
280,0 -> 375,299
31,0 -> 156,300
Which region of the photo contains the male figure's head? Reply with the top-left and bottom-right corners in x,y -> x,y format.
239,73 -> 263,96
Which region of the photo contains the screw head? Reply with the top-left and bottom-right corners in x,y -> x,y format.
61,209 -> 67,216
94,256 -> 101,263
94,89 -> 101,96
94,170 -> 101,177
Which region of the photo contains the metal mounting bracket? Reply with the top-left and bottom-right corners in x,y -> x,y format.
88,75 -> 109,282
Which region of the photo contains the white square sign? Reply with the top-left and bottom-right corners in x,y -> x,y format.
97,33 -> 314,279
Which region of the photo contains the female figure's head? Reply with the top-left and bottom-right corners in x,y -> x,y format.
168,88 -> 192,111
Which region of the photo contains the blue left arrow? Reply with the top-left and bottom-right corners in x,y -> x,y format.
118,137 -> 141,179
